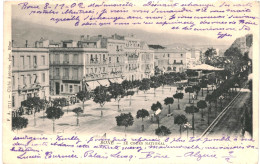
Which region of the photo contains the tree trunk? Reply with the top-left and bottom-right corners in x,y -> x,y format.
157,116 -> 160,128
178,99 -> 180,110
77,114 -> 79,126
179,125 -> 182,136
168,105 -> 170,114
154,88 -> 156,97
124,126 -> 127,137
34,111 -> 36,127
202,88 -> 204,96
83,101 -> 85,113
142,118 -> 144,132
118,100 -> 120,111
101,110 -> 103,118
189,93 -> 191,103
53,119 -> 55,133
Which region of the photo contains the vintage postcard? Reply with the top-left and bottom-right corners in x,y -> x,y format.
3,0 -> 259,163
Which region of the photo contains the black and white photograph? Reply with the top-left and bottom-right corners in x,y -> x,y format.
3,0 -> 259,163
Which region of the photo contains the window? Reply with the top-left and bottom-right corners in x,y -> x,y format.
12,76 -> 15,86
12,56 -> 14,67
73,68 -> 78,79
117,57 -> 119,63
90,54 -> 94,63
181,60 -> 183,63
42,73 -> 45,82
64,68 -> 69,77
33,56 -> 37,65
168,54 -> 170,57
95,54 -> 98,62
103,67 -> 105,72
33,74 -> 37,83
103,54 -> 106,62
41,56 -> 45,65
69,85 -> 73,93
27,56 -> 31,67
28,75 -> 31,84
12,96 -> 15,107
174,60 -> 176,64
109,57 -> 111,63
20,56 -> 24,67
86,68 -> 89,74
61,85 -> 63,92
55,68 -> 60,76
95,68 -> 97,73
55,54 -> 60,62
73,54 -> 78,64
64,54 -> 69,62
181,54 -> 183,57
91,68 -> 93,73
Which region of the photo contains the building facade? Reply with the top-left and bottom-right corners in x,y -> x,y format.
12,48 -> 49,115
154,49 -> 187,73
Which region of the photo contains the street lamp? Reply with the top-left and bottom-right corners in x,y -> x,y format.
219,95 -> 224,111
184,122 -> 192,139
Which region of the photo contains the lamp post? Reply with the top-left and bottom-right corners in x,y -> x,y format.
219,95 -> 224,111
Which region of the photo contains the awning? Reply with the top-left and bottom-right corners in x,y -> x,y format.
115,78 -> 124,84
108,79 -> 116,83
98,79 -> 110,87
86,81 -> 100,90
188,64 -> 224,71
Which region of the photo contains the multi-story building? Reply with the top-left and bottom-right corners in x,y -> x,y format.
139,42 -> 154,78
49,47 -> 109,95
123,34 -> 142,81
153,49 -> 187,73
12,48 -> 49,116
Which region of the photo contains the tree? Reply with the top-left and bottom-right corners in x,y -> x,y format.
126,91 -> 135,106
164,97 -> 174,114
174,115 -> 188,136
136,109 -> 149,132
139,78 -> 151,100
150,81 -> 160,97
108,83 -> 126,111
115,112 -> 134,136
155,126 -> 171,136
185,106 -> 199,136
151,101 -> 162,127
93,86 -> 111,116
12,116 -> 28,133
21,97 -> 44,126
197,100 -> 207,121
173,93 -> 184,110
204,48 -> 217,65
199,80 -> 208,97
72,107 -> 83,126
185,87 -> 194,103
76,90 -> 91,113
46,106 -> 64,133
192,85 -> 201,99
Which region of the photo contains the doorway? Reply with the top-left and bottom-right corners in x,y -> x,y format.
55,82 -> 60,95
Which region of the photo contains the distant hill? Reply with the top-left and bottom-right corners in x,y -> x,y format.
12,19 -> 232,48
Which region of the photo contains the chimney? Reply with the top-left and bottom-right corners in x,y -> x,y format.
80,35 -> 84,41
25,40 -> 28,48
